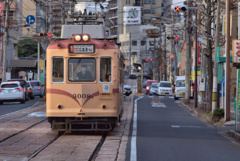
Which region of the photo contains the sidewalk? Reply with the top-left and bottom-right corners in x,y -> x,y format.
181,98 -> 240,142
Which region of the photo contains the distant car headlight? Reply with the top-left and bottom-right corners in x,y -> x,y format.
175,89 -> 178,92
146,87 -> 149,90
191,88 -> 193,91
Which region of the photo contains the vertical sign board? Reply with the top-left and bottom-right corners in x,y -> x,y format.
232,39 -> 240,63
233,39 -> 240,131
0,2 -> 3,77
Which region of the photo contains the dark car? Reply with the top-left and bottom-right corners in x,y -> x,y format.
124,85 -> 132,96
26,81 -> 35,99
143,73 -> 151,79
30,80 -> 43,97
129,74 -> 138,79
7,79 -> 29,101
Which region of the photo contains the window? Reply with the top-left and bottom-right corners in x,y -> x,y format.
132,40 -> 137,46
152,0 -> 156,4
1,84 -> 18,88
149,41 -> 154,46
152,10 -> 156,14
143,10 -> 151,14
68,58 -> 95,82
160,82 -> 171,87
143,0 -> 151,4
141,41 -> 146,46
52,58 -> 64,83
100,58 -> 112,82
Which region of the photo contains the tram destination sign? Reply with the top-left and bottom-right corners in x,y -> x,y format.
69,44 -> 95,54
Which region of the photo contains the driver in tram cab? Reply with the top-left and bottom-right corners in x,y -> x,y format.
77,64 -> 94,80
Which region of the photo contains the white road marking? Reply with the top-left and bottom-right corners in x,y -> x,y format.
175,100 -> 181,103
131,96 -> 143,161
171,125 -> 202,128
152,103 -> 167,108
28,112 -> 46,117
169,96 -> 174,98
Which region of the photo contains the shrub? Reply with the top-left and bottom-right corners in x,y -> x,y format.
212,108 -> 224,122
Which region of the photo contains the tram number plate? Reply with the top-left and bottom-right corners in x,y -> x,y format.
69,44 -> 95,54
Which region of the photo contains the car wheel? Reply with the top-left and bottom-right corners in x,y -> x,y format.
21,99 -> 25,104
174,96 -> 178,100
0,102 -> 3,105
40,95 -> 43,98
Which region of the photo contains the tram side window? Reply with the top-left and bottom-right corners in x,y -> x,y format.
100,58 -> 111,82
68,58 -> 95,82
52,58 -> 64,82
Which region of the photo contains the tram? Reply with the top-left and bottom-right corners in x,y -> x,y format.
46,15 -> 124,132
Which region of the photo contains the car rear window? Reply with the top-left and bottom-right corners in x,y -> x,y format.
160,82 -> 171,87
31,82 -> 40,86
1,84 -> 19,88
151,83 -> 158,88
7,80 -> 26,87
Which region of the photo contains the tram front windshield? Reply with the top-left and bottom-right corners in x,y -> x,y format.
68,58 -> 95,82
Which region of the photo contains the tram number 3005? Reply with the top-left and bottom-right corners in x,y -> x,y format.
73,94 -> 93,99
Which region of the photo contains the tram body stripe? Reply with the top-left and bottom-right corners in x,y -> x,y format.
47,89 -> 81,107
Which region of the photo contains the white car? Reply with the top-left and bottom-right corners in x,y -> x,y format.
158,81 -> 172,95
0,81 -> 25,104
174,79 -> 185,100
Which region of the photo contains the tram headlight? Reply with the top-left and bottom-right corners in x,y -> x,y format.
82,35 -> 89,41
74,35 -> 81,41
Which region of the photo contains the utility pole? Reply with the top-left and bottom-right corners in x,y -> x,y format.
225,0 -> 231,121
2,0 -> 9,82
185,0 -> 191,103
194,10 -> 198,108
212,0 -> 220,111
164,26 -> 167,81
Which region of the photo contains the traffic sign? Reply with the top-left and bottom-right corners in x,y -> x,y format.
26,15 -> 35,25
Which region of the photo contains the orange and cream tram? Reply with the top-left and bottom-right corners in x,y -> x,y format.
46,33 -> 124,132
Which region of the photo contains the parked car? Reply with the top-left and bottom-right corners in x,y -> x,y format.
145,80 -> 158,95
7,79 -> 29,101
129,74 -> 138,79
149,83 -> 159,95
158,81 -> 172,95
30,80 -> 43,97
0,81 -> 25,104
26,81 -> 35,100
124,85 -> 132,96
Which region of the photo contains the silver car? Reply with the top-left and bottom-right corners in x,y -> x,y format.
149,83 -> 159,95
0,81 -> 25,104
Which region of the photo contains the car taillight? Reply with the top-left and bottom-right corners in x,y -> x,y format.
24,88 -> 26,92
0,88 -> 5,92
29,89 -> 32,92
16,87 -> 22,91
38,87 -> 41,90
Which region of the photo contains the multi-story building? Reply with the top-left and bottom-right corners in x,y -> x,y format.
51,0 -> 75,35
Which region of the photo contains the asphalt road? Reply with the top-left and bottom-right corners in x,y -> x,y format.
0,96 -> 41,116
126,95 -> 240,161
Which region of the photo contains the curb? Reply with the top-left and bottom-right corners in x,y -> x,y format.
228,130 -> 240,142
